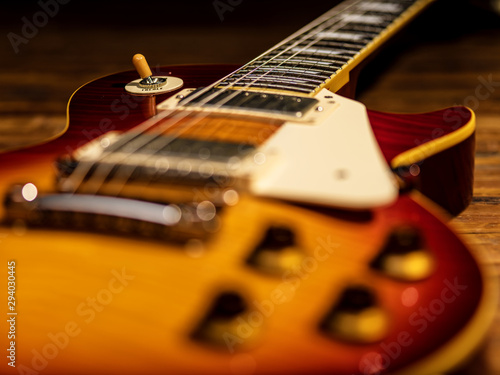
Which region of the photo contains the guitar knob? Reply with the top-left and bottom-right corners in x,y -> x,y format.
320,286 -> 389,344
370,226 -> 435,281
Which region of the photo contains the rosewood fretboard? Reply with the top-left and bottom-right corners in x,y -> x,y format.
217,0 -> 434,95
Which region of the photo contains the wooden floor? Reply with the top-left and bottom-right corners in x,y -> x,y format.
1,0 -> 499,373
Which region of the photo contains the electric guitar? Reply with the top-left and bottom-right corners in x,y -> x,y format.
1,1 -> 496,374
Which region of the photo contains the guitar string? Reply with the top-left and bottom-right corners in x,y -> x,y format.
67,0 -> 407,195
64,0 -> 369,193
69,0 -> 406,194
121,0 -> 403,152
225,0 -> 405,91
83,0 -> 390,196
124,0 -> 404,151
73,0 -> 406,195
96,0 -> 386,196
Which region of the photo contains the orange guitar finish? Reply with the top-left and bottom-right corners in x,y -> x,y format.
0,65 -> 493,375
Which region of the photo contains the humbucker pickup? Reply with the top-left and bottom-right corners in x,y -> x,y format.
157,88 -> 334,122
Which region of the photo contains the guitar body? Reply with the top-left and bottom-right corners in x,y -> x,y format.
0,65 -> 475,213
0,65 -> 493,375
0,192 -> 493,375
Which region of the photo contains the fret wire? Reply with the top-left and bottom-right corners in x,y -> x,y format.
264,58 -> 341,66
224,76 -> 327,87
233,76 -> 325,86
231,71 -> 330,81
283,43 -> 343,81
245,65 -> 344,77
258,66 -> 335,75
239,83 -> 313,93
221,1 -> 415,90
236,83 -> 320,92
298,42 -> 361,54
222,72 -> 326,83
169,0 -> 371,105
216,0 -> 371,92
340,24 -> 387,33
270,1 -> 386,82
220,0 -> 415,93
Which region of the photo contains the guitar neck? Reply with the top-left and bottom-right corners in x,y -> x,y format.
217,0 -> 435,95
